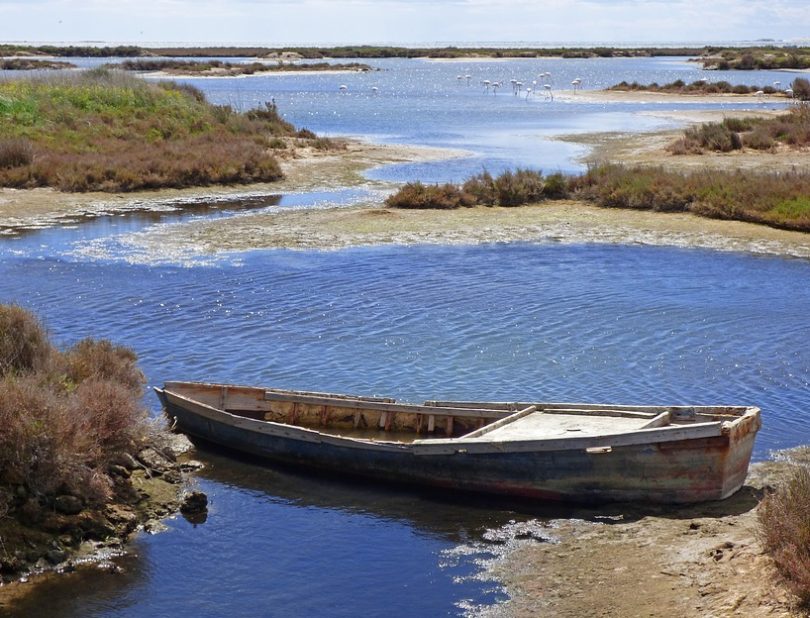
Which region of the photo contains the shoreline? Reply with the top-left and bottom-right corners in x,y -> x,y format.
0,139 -> 465,235
141,67 -> 372,79
105,200 -> 810,265
483,456 -> 804,617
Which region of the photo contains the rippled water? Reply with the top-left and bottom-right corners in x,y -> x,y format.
2,55 -> 809,616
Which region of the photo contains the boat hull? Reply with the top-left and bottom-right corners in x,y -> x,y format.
160,389 -> 759,504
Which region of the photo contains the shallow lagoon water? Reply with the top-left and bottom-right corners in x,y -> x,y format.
1,55 -> 809,616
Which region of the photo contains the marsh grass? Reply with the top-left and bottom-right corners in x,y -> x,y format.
388,169 -> 570,210
669,102 -> 810,155
0,71 -> 322,192
0,305 -> 152,515
386,165 -> 810,231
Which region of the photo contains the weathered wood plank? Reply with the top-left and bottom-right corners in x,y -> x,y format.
460,405 -> 538,439
263,392 -> 508,419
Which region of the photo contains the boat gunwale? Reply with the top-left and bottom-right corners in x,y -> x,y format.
157,382 -> 761,455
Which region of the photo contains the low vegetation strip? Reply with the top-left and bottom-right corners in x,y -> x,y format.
385,166 -> 810,232
0,69 -> 327,192
669,100 -> 810,154
608,79 -> 789,96
0,59 -> 76,70
109,59 -> 373,76
696,47 -> 810,70
0,43 -> 722,60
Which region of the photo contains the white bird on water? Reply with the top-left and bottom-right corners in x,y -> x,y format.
339,84 -> 348,92
571,77 -> 582,91
371,86 -> 379,95
543,84 -> 553,100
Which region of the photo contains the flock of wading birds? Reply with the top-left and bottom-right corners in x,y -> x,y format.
336,72 -> 581,99
336,72 -> 797,100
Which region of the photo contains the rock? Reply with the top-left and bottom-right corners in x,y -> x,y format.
162,470 -> 182,484
136,447 -> 171,473
45,549 -> 67,565
180,491 -> 208,524
108,464 -> 131,478
111,452 -> 139,470
53,495 -> 83,515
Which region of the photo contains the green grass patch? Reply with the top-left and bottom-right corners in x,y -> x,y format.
0,71 -> 334,192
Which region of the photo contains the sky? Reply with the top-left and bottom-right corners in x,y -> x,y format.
1,0 -> 809,46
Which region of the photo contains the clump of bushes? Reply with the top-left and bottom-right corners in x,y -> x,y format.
608,79 -> 780,96
385,182 -> 476,209
0,138 -> 33,169
386,164 -> 810,231
0,71 -> 334,192
669,103 -> 810,154
0,304 -> 151,517
386,169 -> 571,209
759,465 -> 810,606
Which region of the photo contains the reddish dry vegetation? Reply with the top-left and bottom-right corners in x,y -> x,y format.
0,304 -> 152,517
759,465 -> 810,607
0,70 -> 320,192
385,165 -> 810,232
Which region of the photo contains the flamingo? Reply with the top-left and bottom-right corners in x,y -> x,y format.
525,87 -> 532,99
492,81 -> 500,95
371,86 -> 379,95
339,84 -> 348,92
482,79 -> 491,93
571,77 -> 582,91
785,87 -> 794,98
543,84 -> 553,100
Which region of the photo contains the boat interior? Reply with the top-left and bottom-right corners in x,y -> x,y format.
162,381 -> 754,443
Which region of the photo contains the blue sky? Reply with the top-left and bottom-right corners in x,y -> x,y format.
1,0 -> 808,45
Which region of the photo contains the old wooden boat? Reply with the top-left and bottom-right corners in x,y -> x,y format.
155,381 -> 761,504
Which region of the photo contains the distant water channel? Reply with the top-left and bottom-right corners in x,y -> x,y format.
2,55 -> 809,616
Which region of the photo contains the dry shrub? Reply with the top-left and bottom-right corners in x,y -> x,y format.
72,378 -> 149,457
759,466 -> 810,606
0,304 -> 152,510
493,169 -> 545,206
0,138 -> 33,169
0,304 -> 52,376
385,182 -> 476,209
462,171 -> 497,205
62,338 -> 145,394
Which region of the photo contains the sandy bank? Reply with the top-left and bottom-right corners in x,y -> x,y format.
483,457 -> 804,617
554,88 -> 788,105
0,140 -> 463,235
107,201 -> 810,265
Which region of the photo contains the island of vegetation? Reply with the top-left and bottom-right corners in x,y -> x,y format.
385,155 -> 810,232
695,46 -> 810,70
0,69 -> 336,192
0,304 -> 204,588
608,78 -> 792,96
0,58 -> 76,71
668,97 -> 810,154
109,59 -> 373,77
